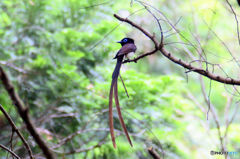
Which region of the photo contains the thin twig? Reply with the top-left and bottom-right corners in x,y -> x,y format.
114,14 -> 240,85
0,144 -> 20,159
0,67 -> 55,159
54,135 -> 108,155
0,61 -> 27,74
79,1 -> 111,10
0,104 -> 33,159
148,147 -> 162,159
225,0 -> 240,45
199,75 -> 225,152
120,75 -> 129,98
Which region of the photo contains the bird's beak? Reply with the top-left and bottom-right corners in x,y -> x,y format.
116,41 -> 122,43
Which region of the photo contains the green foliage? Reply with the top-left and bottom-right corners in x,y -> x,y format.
0,0 -> 240,159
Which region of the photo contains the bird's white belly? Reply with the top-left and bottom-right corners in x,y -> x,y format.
126,52 -> 135,59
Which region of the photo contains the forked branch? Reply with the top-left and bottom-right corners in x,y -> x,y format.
0,104 -> 33,159
114,14 -> 240,85
0,66 -> 55,159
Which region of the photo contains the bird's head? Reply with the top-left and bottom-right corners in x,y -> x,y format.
117,38 -> 134,46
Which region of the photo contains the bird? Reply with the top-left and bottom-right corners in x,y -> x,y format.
109,37 -> 137,148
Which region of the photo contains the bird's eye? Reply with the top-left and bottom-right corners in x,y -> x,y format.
122,39 -> 128,43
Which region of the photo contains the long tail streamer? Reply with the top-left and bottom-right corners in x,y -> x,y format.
109,55 -> 132,148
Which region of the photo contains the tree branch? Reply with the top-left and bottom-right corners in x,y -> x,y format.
0,144 -> 20,159
0,66 -> 55,159
148,147 -> 162,159
0,104 -> 33,159
114,14 -> 240,85
0,61 -> 27,74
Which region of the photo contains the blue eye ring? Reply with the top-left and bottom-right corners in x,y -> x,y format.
122,39 -> 128,43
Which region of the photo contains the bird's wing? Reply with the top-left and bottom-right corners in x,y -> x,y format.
117,43 -> 137,56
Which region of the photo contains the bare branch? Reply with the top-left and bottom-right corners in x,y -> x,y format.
120,75 -> 129,98
123,49 -> 158,64
0,104 -> 33,159
0,66 -> 55,159
148,147 -> 162,159
114,14 -> 159,47
0,61 -> 27,74
52,134 -> 108,155
114,14 -> 240,85
225,0 -> 240,45
199,75 -> 225,153
0,144 -> 20,159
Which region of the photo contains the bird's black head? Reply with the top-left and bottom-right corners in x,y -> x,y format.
117,38 -> 134,46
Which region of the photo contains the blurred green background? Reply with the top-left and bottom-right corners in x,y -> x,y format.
0,0 -> 240,158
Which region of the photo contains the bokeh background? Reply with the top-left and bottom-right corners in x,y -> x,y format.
0,0 -> 240,158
